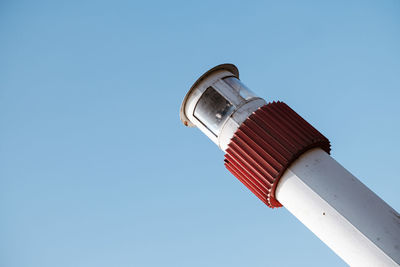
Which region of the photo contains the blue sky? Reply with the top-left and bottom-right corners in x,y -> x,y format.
1,1 -> 399,266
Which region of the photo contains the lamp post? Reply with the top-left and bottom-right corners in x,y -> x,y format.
180,64 -> 400,266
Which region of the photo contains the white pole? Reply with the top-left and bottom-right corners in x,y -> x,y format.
275,148 -> 400,267
181,64 -> 400,266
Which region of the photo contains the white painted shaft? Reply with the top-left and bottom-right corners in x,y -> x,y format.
276,148 -> 400,266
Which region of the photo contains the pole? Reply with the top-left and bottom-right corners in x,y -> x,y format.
180,64 -> 400,266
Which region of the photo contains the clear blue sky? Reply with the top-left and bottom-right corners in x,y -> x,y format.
1,1 -> 399,266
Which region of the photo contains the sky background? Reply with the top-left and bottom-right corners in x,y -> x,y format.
1,1 -> 400,266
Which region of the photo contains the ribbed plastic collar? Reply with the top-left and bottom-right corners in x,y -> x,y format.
224,102 -> 331,208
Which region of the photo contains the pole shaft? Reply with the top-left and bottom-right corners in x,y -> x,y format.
276,148 -> 400,266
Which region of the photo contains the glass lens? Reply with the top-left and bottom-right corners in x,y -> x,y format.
223,77 -> 257,100
193,87 -> 235,137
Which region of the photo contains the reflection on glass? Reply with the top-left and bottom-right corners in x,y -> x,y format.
194,87 -> 235,137
223,77 -> 257,100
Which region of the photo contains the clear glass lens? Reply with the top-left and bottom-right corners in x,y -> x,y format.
223,77 -> 257,100
193,87 -> 235,137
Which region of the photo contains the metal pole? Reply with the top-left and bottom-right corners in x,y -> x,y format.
180,64 -> 400,266
276,148 -> 400,266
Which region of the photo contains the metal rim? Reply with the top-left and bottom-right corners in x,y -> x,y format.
179,63 -> 239,127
